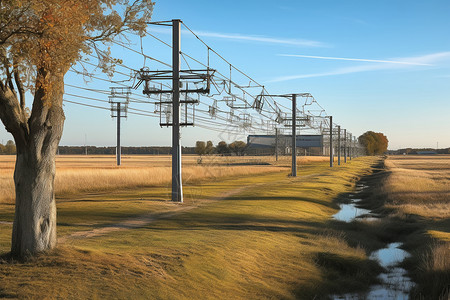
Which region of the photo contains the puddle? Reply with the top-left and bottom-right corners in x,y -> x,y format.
368,243 -> 414,298
370,243 -> 409,268
331,187 -> 414,299
332,198 -> 377,223
331,242 -> 414,300
333,202 -> 371,222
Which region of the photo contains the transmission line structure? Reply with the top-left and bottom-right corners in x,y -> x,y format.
109,87 -> 130,166
62,18 -> 363,203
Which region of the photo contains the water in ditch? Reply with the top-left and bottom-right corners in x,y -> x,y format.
331,184 -> 414,299
332,200 -> 371,222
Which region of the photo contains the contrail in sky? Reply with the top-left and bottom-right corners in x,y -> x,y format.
148,27 -> 327,47
278,54 -> 432,66
193,31 -> 326,47
270,51 -> 450,82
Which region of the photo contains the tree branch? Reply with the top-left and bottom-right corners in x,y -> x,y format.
87,0 -> 143,42
13,69 -> 25,110
1,56 -> 14,92
0,83 -> 28,148
0,28 -> 44,45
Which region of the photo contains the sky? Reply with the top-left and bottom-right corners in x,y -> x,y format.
1,0 -> 449,149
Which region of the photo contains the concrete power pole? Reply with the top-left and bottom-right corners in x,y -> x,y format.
343,129 -> 347,163
172,19 -> 183,202
337,125 -> 341,166
275,127 -> 279,162
329,116 -> 333,167
263,93 -> 310,175
292,94 -> 297,177
137,19 -> 211,203
349,133 -> 352,160
116,103 -> 121,165
109,87 -> 130,166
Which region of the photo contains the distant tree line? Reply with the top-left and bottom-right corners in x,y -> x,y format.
390,148 -> 450,155
358,131 -> 388,155
195,140 -> 247,156
0,140 -> 16,154
57,146 -> 196,155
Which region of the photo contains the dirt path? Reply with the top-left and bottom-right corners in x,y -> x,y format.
58,180 -> 272,243
4,172 -> 317,244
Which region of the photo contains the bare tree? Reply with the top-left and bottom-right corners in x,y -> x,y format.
0,0 -> 153,259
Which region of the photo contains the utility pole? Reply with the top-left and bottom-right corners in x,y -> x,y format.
109,87 -> 130,166
242,93 -> 309,175
136,19 -> 212,203
117,103 -> 121,165
337,125 -> 341,166
275,127 -> 279,162
292,94 -> 297,177
329,116 -> 333,167
349,133 -> 352,160
343,129 -> 347,163
172,19 -> 183,202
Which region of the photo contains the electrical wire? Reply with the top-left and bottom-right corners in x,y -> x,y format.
64,19 -> 354,138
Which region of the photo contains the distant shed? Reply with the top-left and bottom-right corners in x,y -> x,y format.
416,151 -> 437,155
247,134 -> 323,155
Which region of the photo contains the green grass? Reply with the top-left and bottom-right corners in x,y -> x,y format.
0,157 -> 384,299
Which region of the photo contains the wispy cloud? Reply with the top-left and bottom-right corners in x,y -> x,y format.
269,51 -> 450,82
278,54 -> 432,66
269,65 -> 388,82
191,30 -> 326,47
147,27 -> 327,47
403,52 -> 450,65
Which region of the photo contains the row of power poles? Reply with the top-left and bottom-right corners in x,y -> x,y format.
328,119 -> 359,168
110,19 -> 361,203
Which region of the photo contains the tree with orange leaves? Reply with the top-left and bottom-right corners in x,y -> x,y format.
0,0 -> 154,259
358,131 -> 389,155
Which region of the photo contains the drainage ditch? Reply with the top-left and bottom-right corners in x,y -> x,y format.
331,183 -> 414,299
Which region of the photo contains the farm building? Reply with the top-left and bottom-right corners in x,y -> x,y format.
247,135 -> 324,156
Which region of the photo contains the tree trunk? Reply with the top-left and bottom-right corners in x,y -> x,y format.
8,73 -> 65,259
11,149 -> 58,257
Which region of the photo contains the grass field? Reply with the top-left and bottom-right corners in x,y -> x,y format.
382,155 -> 450,298
0,155 -> 327,204
0,155 -> 383,299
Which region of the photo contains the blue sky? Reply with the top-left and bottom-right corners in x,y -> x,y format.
1,0 -> 449,149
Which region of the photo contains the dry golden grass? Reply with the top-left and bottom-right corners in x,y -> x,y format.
384,155 -> 450,219
0,156 -> 382,299
0,155 -> 330,204
421,243 -> 450,272
384,155 -> 450,298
